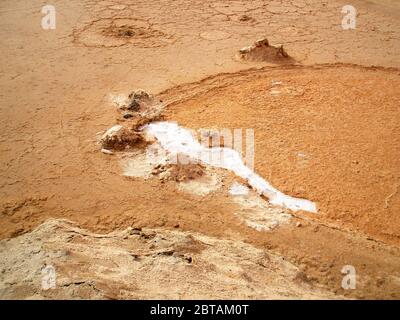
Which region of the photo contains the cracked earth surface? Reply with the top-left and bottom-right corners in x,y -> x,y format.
0,0 -> 400,299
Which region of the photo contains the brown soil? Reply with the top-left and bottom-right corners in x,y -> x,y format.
163,64 -> 400,247
1,0 -> 400,299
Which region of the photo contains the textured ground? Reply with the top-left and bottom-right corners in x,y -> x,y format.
0,0 -> 400,299
164,64 -> 400,246
0,219 -> 341,299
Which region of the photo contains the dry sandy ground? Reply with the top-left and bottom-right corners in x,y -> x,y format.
0,219 -> 341,299
0,0 -> 400,299
165,64 -> 400,246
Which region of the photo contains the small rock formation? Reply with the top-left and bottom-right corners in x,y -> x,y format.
101,89 -> 166,159
116,89 -> 160,112
151,160 -> 205,183
128,89 -> 152,106
239,14 -> 254,22
112,89 -> 164,127
237,38 -> 290,63
100,125 -> 142,151
122,111 -> 134,119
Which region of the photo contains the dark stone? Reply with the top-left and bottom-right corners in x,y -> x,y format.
123,112 -> 134,119
127,99 -> 140,111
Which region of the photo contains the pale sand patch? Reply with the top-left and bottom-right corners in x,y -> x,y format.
177,170 -> 222,196
232,190 -> 292,231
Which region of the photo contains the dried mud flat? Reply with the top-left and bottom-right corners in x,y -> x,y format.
1,0 -> 400,300
163,64 -> 400,247
0,219 -> 339,299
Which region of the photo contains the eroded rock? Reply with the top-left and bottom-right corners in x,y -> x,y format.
110,89 -> 165,127
100,125 -> 143,151
238,38 -> 291,63
152,161 -> 205,183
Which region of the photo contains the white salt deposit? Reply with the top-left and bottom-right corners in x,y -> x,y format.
229,182 -> 250,196
144,121 -> 317,213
